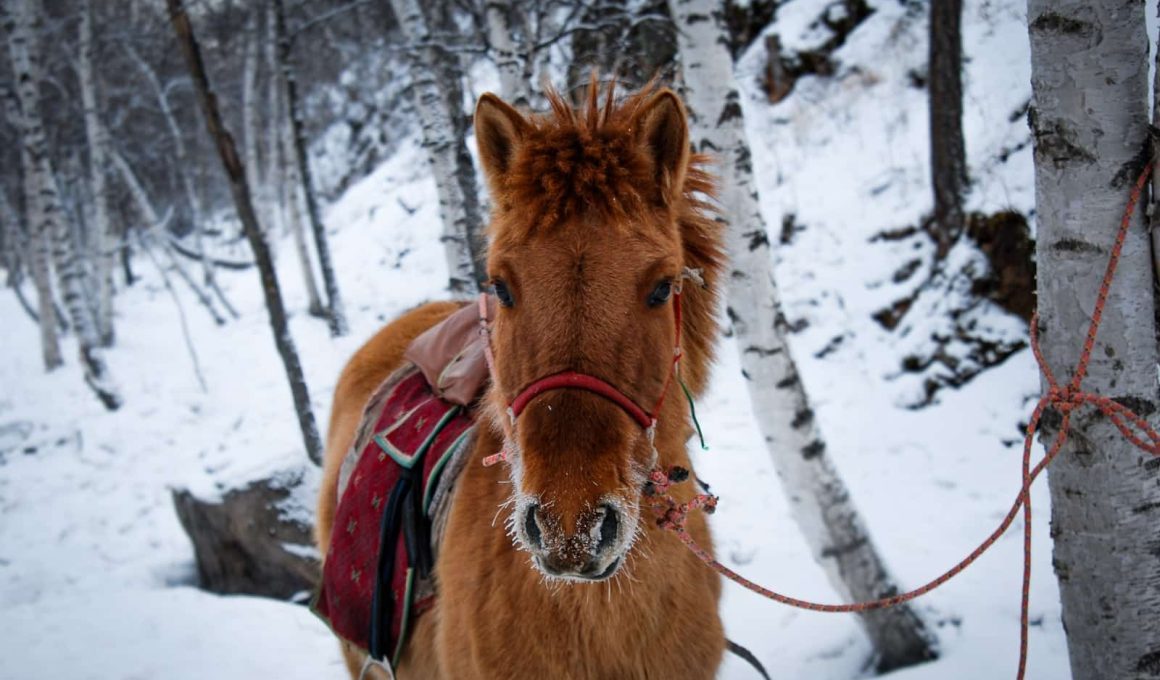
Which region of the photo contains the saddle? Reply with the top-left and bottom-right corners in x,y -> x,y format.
313,301 -> 491,669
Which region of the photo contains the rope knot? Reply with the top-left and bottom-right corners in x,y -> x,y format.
1047,385 -> 1083,413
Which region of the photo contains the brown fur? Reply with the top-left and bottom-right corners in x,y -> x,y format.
318,80 -> 727,679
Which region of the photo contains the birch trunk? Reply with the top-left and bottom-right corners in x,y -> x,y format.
242,14 -> 263,225
485,0 -> 531,107
389,0 -> 486,295
5,0 -> 119,409
0,190 -> 41,326
268,9 -> 323,318
78,0 -> 115,347
168,0 -> 325,467
123,42 -> 236,319
1151,8 -> 1160,286
1,82 -> 60,369
667,0 -> 936,670
109,145 -> 227,327
1026,3 -> 1160,678
928,0 -> 967,260
282,113 -> 325,318
264,1 -> 283,234
272,0 -> 348,336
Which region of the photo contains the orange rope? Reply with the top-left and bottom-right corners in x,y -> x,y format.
649,162 -> 1159,679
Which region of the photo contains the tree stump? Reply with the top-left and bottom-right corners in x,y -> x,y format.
172,466 -> 319,600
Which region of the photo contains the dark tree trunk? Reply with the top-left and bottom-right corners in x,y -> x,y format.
928,0 -> 966,259
168,0 -> 325,467
272,0 -> 348,337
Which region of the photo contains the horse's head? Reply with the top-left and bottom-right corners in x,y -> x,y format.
474,81 -> 723,583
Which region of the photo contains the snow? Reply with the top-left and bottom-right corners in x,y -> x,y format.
3,0 -> 1149,677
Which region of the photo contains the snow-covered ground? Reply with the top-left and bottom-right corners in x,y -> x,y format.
0,0 -> 1117,677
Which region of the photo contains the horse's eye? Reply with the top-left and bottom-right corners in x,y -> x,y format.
647,279 -> 673,308
492,279 -> 515,308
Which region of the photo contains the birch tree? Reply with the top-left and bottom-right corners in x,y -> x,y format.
1,82 -> 59,369
78,0 -> 115,346
1027,2 -> 1160,678
122,42 -> 236,319
273,0 -> 348,335
242,12 -> 263,224
484,0 -> 531,107
667,0 -> 936,669
4,0 -> 120,409
168,0 -> 324,466
389,0 -> 486,294
268,2 -> 324,318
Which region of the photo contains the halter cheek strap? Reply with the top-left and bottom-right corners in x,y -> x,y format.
476,282 -> 687,466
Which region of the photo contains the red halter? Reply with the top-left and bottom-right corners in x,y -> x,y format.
477,286 -> 684,464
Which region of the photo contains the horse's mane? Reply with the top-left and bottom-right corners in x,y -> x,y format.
498,78 -> 719,238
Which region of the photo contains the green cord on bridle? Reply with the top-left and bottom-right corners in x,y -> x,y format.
679,375 -> 708,451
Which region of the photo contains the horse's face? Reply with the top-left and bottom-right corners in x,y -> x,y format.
475,86 -> 691,582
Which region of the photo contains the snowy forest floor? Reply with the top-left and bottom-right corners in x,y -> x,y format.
0,0 -> 1113,677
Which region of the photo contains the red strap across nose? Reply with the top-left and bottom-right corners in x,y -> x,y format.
483,289 -> 683,433
509,371 -> 654,429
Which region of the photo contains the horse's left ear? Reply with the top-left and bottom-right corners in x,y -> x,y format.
632,89 -> 690,204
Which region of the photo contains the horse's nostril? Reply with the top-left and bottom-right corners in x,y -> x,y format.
524,504 -> 543,550
597,504 -> 619,554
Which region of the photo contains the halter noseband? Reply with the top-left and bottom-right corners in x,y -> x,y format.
477,281 -> 686,465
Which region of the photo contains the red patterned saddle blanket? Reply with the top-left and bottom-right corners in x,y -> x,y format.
313,364 -> 476,668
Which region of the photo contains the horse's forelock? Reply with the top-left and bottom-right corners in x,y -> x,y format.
498,80 -> 699,238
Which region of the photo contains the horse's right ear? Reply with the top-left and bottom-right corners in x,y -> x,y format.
475,93 -> 529,193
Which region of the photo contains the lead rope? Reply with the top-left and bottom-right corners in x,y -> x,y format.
645,162 -> 1160,680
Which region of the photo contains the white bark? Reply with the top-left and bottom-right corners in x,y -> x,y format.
1151,7 -> 1160,285
1,82 -> 60,369
5,0 -> 119,409
485,0 -> 531,107
281,108 -> 325,317
121,41 -> 236,319
242,14 -> 263,226
668,0 -> 935,670
1027,3 -> 1160,678
263,0 -> 282,234
272,0 -> 348,335
108,146 -> 227,328
78,0 -> 115,346
390,0 -> 484,295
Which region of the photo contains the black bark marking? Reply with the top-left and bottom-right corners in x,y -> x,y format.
775,373 -> 799,389
801,439 -> 825,460
791,408 -> 814,429
821,537 -> 867,559
744,229 -> 770,252
718,100 -> 743,126
1050,238 -> 1103,254
1029,112 -> 1097,168
1132,501 -> 1160,515
1135,650 -> 1160,675
1111,396 -> 1156,418
1110,140 -> 1153,189
743,345 -> 782,357
1029,12 -> 1094,37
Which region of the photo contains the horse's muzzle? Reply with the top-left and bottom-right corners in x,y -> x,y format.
520,503 -> 625,582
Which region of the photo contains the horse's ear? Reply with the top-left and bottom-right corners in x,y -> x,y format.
475,93 -> 529,193
633,89 -> 690,203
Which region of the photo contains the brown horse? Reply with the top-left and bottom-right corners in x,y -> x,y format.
318,81 -> 728,679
